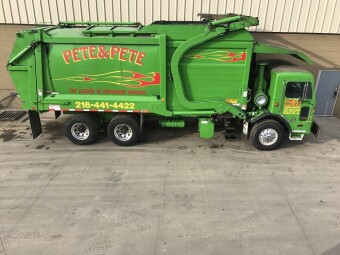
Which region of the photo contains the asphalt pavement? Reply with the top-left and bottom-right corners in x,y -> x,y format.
0,113 -> 339,255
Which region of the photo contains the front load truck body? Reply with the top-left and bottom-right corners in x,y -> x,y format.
7,14 -> 320,150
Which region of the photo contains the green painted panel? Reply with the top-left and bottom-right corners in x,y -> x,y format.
48,43 -> 161,98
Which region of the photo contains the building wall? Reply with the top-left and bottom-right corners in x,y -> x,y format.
1,24 -> 340,115
1,0 -> 340,34
0,24 -> 33,109
253,32 -> 340,77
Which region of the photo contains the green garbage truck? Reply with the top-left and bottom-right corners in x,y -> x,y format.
7,14 -> 320,150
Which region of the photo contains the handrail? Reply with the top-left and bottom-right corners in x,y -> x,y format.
59,21 -> 140,26
210,15 -> 241,26
7,41 -> 37,67
170,26 -> 247,118
208,14 -> 259,31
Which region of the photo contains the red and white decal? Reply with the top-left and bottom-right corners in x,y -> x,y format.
48,107 -> 149,113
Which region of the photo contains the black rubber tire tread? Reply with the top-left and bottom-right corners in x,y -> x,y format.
250,119 -> 285,151
107,115 -> 140,146
65,114 -> 99,145
92,114 -> 102,131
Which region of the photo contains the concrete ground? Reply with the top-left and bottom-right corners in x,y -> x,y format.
0,113 -> 339,255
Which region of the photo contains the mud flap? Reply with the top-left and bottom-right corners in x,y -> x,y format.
28,110 -> 42,139
55,110 -> 61,119
311,120 -> 320,137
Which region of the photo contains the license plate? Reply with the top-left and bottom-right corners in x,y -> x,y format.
243,121 -> 248,135
311,120 -> 320,137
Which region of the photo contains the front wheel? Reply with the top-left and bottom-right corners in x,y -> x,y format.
250,119 -> 285,151
107,115 -> 140,146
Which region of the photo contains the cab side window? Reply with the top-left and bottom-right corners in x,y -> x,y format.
285,82 -> 312,99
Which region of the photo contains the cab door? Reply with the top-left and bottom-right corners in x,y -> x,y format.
282,81 -> 314,133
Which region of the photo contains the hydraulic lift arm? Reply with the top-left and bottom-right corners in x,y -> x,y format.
171,15 -> 259,118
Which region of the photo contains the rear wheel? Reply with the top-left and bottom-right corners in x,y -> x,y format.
250,119 -> 284,151
65,114 -> 99,145
107,115 -> 140,146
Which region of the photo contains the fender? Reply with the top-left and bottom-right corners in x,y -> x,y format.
250,111 -> 291,132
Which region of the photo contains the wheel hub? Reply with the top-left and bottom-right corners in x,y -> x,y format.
258,128 -> 278,146
71,123 -> 90,140
114,124 -> 133,141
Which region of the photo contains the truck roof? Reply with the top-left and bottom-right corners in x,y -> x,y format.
270,65 -> 310,73
44,22 -> 254,41
43,14 -> 258,41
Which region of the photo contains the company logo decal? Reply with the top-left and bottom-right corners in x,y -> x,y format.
55,70 -> 160,88
283,99 -> 301,114
62,45 -> 146,66
186,50 -> 246,63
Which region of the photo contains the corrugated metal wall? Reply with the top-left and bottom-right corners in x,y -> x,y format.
0,0 -> 339,33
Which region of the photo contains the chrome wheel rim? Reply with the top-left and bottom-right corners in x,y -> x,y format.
258,128 -> 278,146
71,123 -> 90,140
114,124 -> 133,141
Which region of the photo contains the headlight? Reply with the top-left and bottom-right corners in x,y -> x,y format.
255,95 -> 267,106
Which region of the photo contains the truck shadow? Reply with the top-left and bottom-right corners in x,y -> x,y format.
141,118 -> 199,144
139,119 -> 252,150
42,121 -> 67,142
94,118 -> 202,145
92,118 -> 252,151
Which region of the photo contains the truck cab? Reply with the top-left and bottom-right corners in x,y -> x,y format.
248,65 -> 318,150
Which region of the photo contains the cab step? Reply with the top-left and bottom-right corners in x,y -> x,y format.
289,133 -> 305,140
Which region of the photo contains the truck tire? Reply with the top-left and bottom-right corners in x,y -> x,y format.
107,115 -> 140,146
65,114 -> 99,145
250,119 -> 284,151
